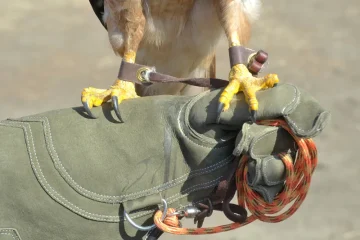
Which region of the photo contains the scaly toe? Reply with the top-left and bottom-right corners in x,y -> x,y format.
81,87 -> 112,118
264,74 -> 280,88
218,63 -> 280,120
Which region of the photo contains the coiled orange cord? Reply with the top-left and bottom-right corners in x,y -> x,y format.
153,119 -> 318,235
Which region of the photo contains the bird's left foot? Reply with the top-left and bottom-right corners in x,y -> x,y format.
218,64 -> 279,122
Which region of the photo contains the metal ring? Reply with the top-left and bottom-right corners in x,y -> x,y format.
247,52 -> 257,65
123,199 -> 168,232
136,67 -> 152,82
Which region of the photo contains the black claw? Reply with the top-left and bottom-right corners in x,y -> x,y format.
273,83 -> 278,87
250,110 -> 258,123
112,96 -> 124,122
216,103 -> 224,124
82,101 -> 97,119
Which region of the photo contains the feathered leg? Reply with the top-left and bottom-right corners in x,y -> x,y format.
209,54 -> 216,79
81,0 -> 146,119
214,0 -> 279,121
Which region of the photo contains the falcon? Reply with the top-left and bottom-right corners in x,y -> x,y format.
83,0 -> 279,120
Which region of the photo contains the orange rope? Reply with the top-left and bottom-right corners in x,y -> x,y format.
153,119 -> 318,235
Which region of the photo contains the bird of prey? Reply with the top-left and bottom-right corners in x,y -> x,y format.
83,0 -> 279,120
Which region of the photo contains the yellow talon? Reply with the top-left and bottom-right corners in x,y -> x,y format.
218,80 -> 241,111
110,80 -> 138,103
81,79 -> 138,119
219,64 -> 279,113
81,87 -> 112,107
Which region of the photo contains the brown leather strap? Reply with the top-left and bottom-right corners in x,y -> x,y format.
194,157 -> 247,227
118,46 -> 264,90
228,45 -> 257,67
118,61 -> 153,85
118,61 -> 229,88
211,157 -> 240,203
117,45 -> 264,89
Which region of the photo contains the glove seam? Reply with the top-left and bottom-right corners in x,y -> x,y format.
179,95 -> 235,148
0,121 -> 121,222
8,116 -> 233,202
262,156 -> 286,186
247,128 -> 283,187
250,127 -> 279,159
0,229 -> 22,240
248,185 -> 272,203
0,120 -> 226,222
281,84 -> 301,116
286,110 -> 330,138
232,123 -> 251,156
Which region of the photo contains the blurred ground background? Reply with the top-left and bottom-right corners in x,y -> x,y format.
0,0 -> 359,239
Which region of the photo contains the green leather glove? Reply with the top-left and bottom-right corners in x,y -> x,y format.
0,83 -> 330,240
189,83 -> 330,202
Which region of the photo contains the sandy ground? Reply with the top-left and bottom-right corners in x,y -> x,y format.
1,1 -> 359,239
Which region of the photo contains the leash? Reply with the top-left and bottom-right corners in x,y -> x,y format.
117,46 -> 267,89
152,119 -> 317,235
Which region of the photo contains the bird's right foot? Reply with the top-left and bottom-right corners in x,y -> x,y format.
81,80 -> 139,120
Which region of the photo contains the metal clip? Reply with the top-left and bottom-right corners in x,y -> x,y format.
124,199 -> 168,232
168,206 -> 201,219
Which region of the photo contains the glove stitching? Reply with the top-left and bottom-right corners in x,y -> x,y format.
281,84 -> 300,116
9,116 -> 231,203
248,184 -> 272,203
247,129 -> 279,187
178,101 -> 232,149
262,156 -> 285,186
250,128 -> 278,158
0,121 -> 122,222
185,90 -> 237,144
0,120 -> 225,222
0,229 -> 21,240
0,233 -> 17,240
233,123 -> 250,156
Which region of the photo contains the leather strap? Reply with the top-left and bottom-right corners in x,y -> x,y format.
144,157 -> 247,238
228,45 -> 257,67
118,61 -> 229,88
194,157 -> 247,228
117,45 -> 263,89
117,46 -> 264,90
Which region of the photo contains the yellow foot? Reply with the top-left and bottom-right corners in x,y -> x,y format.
81,80 -> 138,120
218,64 -> 279,122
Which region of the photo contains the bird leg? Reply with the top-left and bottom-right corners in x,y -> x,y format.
81,0 -> 145,119
214,0 -> 280,121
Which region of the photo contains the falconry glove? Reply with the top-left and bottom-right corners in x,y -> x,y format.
0,83 -> 330,240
